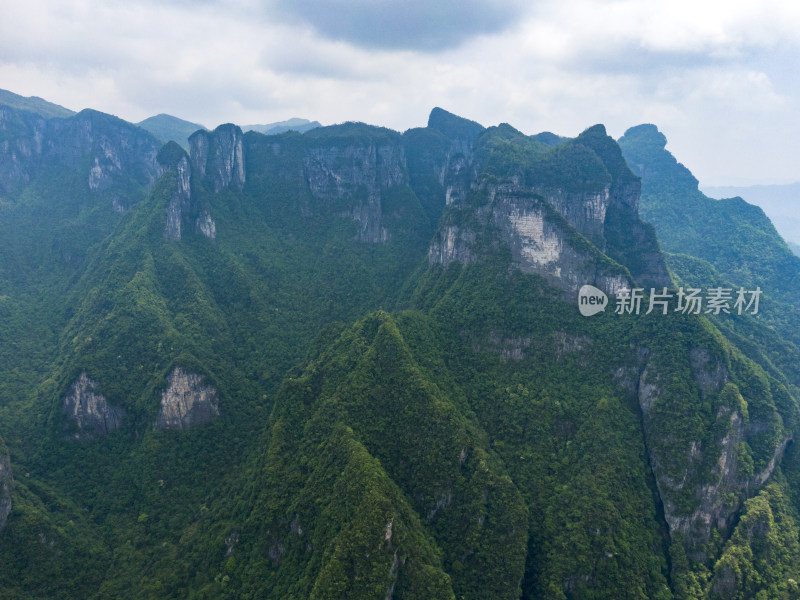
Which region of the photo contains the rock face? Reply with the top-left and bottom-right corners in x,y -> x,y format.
303,134 -> 407,243
189,124 -> 245,193
429,184 -> 632,297
0,441 -> 12,533
158,141 -> 216,241
192,122 -> 428,246
164,153 -> 193,241
154,367 -> 219,430
425,121 -> 669,298
427,107 -> 483,210
62,373 -> 125,439
0,105 -> 161,204
631,348 -> 788,557
428,222 -> 476,267
530,186 -> 609,246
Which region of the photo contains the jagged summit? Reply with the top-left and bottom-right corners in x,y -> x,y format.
427,106 -> 484,139
427,120 -> 670,294
1,91 -> 799,600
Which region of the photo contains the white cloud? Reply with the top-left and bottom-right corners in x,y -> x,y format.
266,0 -> 527,51
1,0 -> 798,184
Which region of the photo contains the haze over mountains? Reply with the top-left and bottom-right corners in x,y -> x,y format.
1,88 -> 800,599
137,113 -> 322,151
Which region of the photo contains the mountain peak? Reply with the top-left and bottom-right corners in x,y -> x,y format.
0,88 -> 75,119
427,107 -> 484,140
138,113 -> 206,150
580,123 -> 607,137
620,124 -> 667,150
242,118 -> 321,135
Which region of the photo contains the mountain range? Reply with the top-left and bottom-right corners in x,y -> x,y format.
702,183 -> 800,255
0,91 -> 799,600
137,114 -> 322,151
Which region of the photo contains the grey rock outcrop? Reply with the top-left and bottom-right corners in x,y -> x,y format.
154,367 -> 219,430
195,211 -> 216,240
165,153 -> 193,241
189,124 -> 245,193
427,108 -> 483,209
62,373 -> 125,439
0,106 -> 161,203
429,185 -> 632,298
303,140 -> 406,243
632,349 -> 788,557
494,192 -> 631,294
402,107 -> 484,227
426,123 -> 669,297
530,186 -> 610,246
0,441 -> 12,533
428,222 -> 476,267
159,141 -> 216,241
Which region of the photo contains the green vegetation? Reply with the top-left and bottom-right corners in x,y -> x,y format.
618,124 -> 800,386
0,103 -> 798,599
0,88 -> 75,119
137,114 -> 206,150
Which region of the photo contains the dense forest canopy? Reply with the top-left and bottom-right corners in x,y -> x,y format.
0,95 -> 799,600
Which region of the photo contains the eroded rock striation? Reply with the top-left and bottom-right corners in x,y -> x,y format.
154,367 -> 220,430
426,121 -> 669,298
303,130 -> 407,243
159,141 -> 216,241
62,373 -> 125,439
429,186 -> 632,296
189,124 -> 245,193
630,347 -> 789,558
0,105 -> 161,204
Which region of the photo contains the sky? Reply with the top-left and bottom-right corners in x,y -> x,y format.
1,0 -> 799,187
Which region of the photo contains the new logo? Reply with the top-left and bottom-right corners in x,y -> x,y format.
578,285 -> 608,317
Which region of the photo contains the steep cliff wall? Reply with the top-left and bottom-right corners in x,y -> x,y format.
62,373 -> 125,439
154,367 -> 219,430
425,121 -> 668,296
159,140 -> 216,241
428,183 -> 632,298
189,124 -> 245,193
630,346 -> 788,558
302,131 -> 407,243
0,106 -> 161,205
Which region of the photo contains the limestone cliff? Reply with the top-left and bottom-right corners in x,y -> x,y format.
427,107 -> 483,209
158,141 -> 216,241
631,347 -> 788,557
575,125 -> 670,290
429,184 -> 632,297
62,373 -> 125,439
0,105 -> 161,206
164,152 -> 192,241
0,440 -> 12,533
402,107 -> 485,228
426,122 -> 669,297
189,124 -> 245,193
303,129 -> 407,243
154,367 -> 220,430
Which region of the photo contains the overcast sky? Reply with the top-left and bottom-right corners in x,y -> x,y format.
2,0 -> 798,186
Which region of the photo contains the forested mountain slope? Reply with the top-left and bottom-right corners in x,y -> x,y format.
0,100 -> 798,599
619,124 -> 800,395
